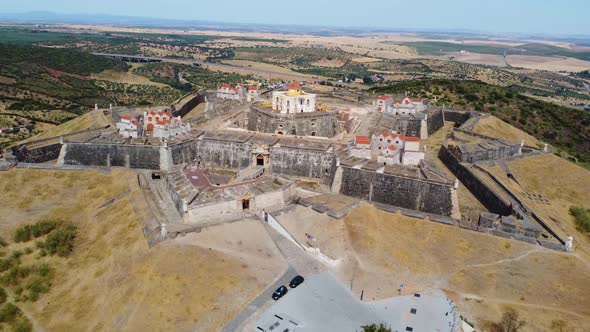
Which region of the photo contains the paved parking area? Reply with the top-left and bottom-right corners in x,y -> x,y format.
256,272 -> 457,332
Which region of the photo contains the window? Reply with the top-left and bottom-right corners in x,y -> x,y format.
278,124 -> 284,128
307,99 -> 310,105
387,139 -> 391,143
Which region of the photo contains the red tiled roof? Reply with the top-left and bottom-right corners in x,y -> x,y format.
131,121 -> 139,126
248,85 -> 258,91
355,135 -> 370,145
221,84 -> 231,89
156,119 -> 171,125
412,99 -> 422,103
121,115 -> 132,121
388,145 -> 396,151
288,82 -> 302,90
405,136 -> 420,142
377,95 -> 392,100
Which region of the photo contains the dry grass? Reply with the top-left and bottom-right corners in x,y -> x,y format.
90,65 -> 167,87
342,203 -> 590,331
0,168 -> 278,331
221,59 -> 308,76
483,154 -> 590,258
183,101 -> 207,120
473,116 -> 541,147
26,109 -> 114,141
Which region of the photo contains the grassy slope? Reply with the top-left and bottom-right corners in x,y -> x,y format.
0,169 -> 268,331
473,116 -> 541,147
371,79 -> 590,164
344,203 -> 590,331
24,109 -> 114,142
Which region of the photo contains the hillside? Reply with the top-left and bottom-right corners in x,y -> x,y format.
0,169 -> 284,331
371,79 -> 590,166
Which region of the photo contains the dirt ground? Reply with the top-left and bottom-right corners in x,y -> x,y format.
0,169 -> 285,331
335,203 -> 590,331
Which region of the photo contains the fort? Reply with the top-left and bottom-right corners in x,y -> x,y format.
0,90 -> 569,251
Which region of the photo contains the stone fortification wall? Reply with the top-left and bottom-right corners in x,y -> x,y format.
439,144 -> 512,215
196,139 -> 252,170
427,109 -> 445,135
62,143 -> 161,169
247,106 -> 339,137
169,140 -> 199,165
171,93 -> 207,118
443,110 -> 471,124
10,143 -> 62,163
339,166 -> 454,216
269,145 -> 336,184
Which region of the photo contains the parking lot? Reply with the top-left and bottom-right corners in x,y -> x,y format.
256,272 -> 457,331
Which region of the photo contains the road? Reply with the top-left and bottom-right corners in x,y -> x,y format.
221,221 -> 325,331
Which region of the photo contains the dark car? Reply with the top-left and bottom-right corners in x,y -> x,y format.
272,286 -> 288,300
289,275 -> 304,288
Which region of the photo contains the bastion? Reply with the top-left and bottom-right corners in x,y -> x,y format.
247,104 -> 339,137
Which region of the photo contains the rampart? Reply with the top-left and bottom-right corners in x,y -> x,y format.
427,109 -> 445,135
62,142 -> 161,169
339,166 -> 454,216
269,144 -> 337,185
439,144 -> 512,215
247,105 -> 339,137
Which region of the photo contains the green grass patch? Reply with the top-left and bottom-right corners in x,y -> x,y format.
570,206 -> 590,233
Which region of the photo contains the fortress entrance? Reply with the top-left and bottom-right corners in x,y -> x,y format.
256,154 -> 264,166
242,199 -> 250,210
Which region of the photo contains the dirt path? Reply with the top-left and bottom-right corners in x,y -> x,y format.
463,248 -> 543,268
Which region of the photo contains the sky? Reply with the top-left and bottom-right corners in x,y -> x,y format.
2,0 -> 589,35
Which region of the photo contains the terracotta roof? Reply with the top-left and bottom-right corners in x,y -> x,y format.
377,95 -> 392,100
405,136 -> 420,142
388,145 -> 397,151
156,119 -> 171,125
121,115 -> 132,121
380,132 -> 397,139
131,121 -> 139,126
221,84 -> 231,89
355,135 -> 370,145
248,85 -> 258,91
288,82 -> 302,90
412,99 -> 422,103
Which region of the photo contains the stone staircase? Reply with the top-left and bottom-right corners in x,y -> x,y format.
235,165 -> 264,182
330,166 -> 343,193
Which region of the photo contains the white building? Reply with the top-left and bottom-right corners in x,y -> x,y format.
349,135 -> 372,159
217,84 -> 245,101
271,82 -> 317,114
349,131 -> 425,166
143,111 -> 190,138
373,95 -> 426,115
116,115 -> 140,138
247,85 -> 260,103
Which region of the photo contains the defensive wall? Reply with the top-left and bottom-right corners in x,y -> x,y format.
61,142 -> 162,169
439,144 -> 512,215
337,159 -> 455,216
247,105 -> 339,137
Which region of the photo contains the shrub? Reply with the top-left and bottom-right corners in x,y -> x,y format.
13,220 -> 61,243
42,224 -> 77,257
0,303 -> 21,323
11,317 -> 33,332
0,287 -> 6,305
569,206 -> 590,233
0,237 -> 6,247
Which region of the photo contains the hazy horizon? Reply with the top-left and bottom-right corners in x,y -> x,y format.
1,0 -> 589,36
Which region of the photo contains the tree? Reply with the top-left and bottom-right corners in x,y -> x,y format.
361,323 -> 392,332
483,307 -> 526,332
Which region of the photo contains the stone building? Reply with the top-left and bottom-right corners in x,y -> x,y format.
373,95 -> 426,115
271,82 -> 317,113
247,85 -> 260,103
143,111 -> 190,138
372,132 -> 425,166
217,84 -> 245,101
116,115 -> 140,138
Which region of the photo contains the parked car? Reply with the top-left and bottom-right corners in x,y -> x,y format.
289,275 -> 304,288
272,285 -> 288,300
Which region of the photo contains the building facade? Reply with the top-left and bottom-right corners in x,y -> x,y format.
217,84 -> 245,101
373,95 -> 426,115
271,82 -> 317,114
